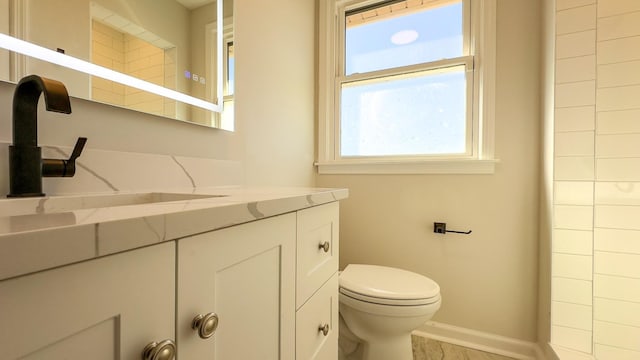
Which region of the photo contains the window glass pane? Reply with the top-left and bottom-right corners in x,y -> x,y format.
345,1 -> 463,76
340,66 -> 467,157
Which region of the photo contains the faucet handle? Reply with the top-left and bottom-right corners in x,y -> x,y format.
69,137 -> 87,163
42,137 -> 87,177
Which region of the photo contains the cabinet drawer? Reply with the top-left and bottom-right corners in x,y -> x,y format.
296,273 -> 338,360
296,202 -> 339,308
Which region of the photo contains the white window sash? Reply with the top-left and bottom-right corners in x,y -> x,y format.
316,0 -> 496,174
335,58 -> 475,159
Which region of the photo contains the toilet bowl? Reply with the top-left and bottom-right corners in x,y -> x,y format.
338,264 -> 441,360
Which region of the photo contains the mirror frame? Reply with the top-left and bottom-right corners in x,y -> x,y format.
0,0 -> 224,116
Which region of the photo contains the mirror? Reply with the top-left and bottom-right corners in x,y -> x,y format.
0,0 -> 234,130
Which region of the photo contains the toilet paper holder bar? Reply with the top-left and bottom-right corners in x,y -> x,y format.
433,222 -> 472,235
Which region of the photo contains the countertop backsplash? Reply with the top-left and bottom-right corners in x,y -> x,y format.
0,141 -> 244,195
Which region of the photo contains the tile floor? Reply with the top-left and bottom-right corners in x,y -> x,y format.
411,335 -> 519,360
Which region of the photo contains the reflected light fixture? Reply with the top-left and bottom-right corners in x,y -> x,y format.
390,30 -> 419,45
0,33 -> 220,112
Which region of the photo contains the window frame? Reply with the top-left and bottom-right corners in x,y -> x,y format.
317,0 -> 497,174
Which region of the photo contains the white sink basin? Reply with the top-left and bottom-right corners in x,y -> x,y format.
0,192 -> 225,217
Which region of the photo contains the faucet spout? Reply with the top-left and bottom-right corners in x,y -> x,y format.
12,75 -> 71,147
8,75 -> 84,198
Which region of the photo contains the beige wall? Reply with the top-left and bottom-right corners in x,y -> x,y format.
0,0 -> 317,190
235,0 -> 316,186
317,0 -> 542,341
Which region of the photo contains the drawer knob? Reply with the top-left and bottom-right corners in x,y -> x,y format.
319,324 -> 330,336
192,312 -> 219,339
319,241 -> 330,253
142,339 -> 176,360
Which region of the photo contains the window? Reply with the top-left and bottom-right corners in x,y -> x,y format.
317,0 -> 496,174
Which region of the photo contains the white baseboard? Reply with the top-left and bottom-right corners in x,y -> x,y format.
413,321 -> 546,360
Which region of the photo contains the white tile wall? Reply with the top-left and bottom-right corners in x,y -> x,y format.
551,325 -> 592,353
595,205 -> 640,230
556,106 -> 595,132
595,251 -> 640,278
596,134 -> 640,158
594,228 -> 640,254
593,321 -> 640,352
597,36 -> 640,64
554,2 -> 640,356
557,5 -> 597,35
554,182 -> 594,206
598,60 -> 640,87
555,132 -> 595,157
556,56 -> 596,84
597,0 -> 640,17
553,254 -> 593,280
597,85 -> 640,112
594,274 -> 640,303
557,0 -> 595,11
598,11 -> 640,40
597,109 -> 640,134
595,182 -> 640,205
552,301 -> 593,330
555,205 -> 594,230
553,229 -> 593,254
556,81 -> 597,108
596,158 -> 640,181
552,277 -> 592,305
595,344 -> 640,360
594,297 -> 640,328
554,156 -> 595,181
556,30 -> 596,59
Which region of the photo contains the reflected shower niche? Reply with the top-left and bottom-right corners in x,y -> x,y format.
91,6 -> 179,119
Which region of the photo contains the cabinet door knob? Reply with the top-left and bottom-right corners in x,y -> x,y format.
319,324 -> 330,336
319,241 -> 330,253
142,339 -> 176,360
192,312 -> 219,339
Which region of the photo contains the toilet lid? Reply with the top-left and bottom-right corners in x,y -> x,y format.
339,264 -> 440,304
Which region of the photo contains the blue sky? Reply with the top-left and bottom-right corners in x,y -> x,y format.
345,2 -> 463,75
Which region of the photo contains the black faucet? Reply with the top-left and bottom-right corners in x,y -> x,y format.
8,75 -> 87,198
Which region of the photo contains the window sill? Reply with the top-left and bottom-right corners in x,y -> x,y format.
315,158 -> 498,175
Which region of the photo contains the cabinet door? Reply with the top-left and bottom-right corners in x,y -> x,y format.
177,213 -> 296,360
297,202 -> 339,308
0,242 -> 175,360
296,274 -> 339,360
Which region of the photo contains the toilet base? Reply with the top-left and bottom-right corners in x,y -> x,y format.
361,335 -> 414,360
339,315 -> 414,360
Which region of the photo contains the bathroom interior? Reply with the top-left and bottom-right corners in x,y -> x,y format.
0,0 -> 637,359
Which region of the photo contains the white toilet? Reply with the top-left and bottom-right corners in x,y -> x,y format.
338,264 -> 441,360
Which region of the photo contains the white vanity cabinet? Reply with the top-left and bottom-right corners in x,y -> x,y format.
0,201 -> 341,360
0,242 -> 176,360
176,212 -> 297,360
296,202 -> 340,360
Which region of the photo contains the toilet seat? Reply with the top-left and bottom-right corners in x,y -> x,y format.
339,264 -> 440,306
340,287 -> 440,306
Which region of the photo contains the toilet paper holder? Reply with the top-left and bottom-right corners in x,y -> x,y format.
433,222 -> 472,235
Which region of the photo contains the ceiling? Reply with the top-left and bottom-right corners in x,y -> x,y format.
174,0 -> 215,10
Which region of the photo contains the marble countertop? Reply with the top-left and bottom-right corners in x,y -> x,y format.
0,186 -> 348,281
